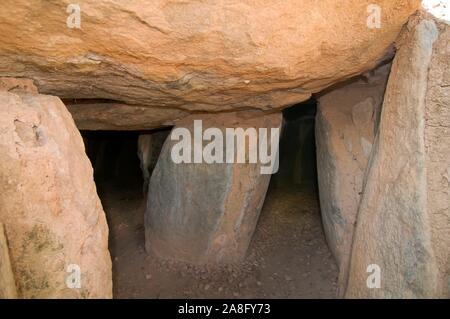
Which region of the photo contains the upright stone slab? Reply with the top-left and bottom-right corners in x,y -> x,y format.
424,17 -> 450,299
0,87 -> 112,298
346,15 -> 449,298
0,223 -> 17,299
137,130 -> 170,193
315,64 -> 390,291
145,111 -> 282,263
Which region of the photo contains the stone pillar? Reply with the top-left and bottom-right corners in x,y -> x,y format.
346,15 -> 449,298
423,15 -> 450,299
137,130 -> 170,193
0,223 -> 17,298
0,83 -> 112,298
145,111 -> 282,263
315,64 -> 390,292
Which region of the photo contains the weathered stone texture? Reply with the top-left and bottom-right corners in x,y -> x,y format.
0,223 -> 18,299
66,102 -> 188,131
424,19 -> 450,298
315,64 -> 390,291
138,130 -> 170,193
0,0 -> 419,119
345,15 -> 448,298
145,111 -> 282,263
0,90 -> 112,298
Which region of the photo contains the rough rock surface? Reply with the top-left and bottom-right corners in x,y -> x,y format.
315,64 -> 390,292
0,223 -> 17,298
345,15 -> 449,298
0,78 -> 38,94
0,89 -> 112,298
423,18 -> 450,298
66,102 -> 188,131
137,130 -> 170,193
0,0 -> 419,120
145,111 -> 282,263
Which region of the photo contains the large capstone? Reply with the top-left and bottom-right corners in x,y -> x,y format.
0,0 -> 419,128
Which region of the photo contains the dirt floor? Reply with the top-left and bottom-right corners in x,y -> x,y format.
97,176 -> 338,299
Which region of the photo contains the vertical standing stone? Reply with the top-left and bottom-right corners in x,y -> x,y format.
424,17 -> 450,299
0,223 -> 17,299
0,87 -> 112,298
137,130 -> 170,193
346,15 -> 448,298
315,64 -> 390,292
145,111 -> 282,263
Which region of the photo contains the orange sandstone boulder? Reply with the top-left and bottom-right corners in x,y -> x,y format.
0,89 -> 112,298
0,0 -> 419,128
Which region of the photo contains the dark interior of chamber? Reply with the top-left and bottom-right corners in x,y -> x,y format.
270,98 -> 318,190
82,130 -> 144,192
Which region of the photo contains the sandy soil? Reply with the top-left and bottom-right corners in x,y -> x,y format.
98,180 -> 338,299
